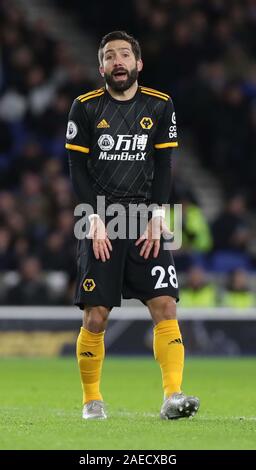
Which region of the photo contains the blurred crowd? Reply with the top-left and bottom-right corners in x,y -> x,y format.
0,1 -> 95,304
0,0 -> 255,307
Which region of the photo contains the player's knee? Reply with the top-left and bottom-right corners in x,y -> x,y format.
85,313 -> 107,333
83,306 -> 109,333
149,297 -> 177,323
160,301 -> 176,319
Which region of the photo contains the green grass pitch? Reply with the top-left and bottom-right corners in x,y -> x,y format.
0,357 -> 256,450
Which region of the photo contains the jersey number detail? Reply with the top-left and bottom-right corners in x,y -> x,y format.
151,265 -> 178,289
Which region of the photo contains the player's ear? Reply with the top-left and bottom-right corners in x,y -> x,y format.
137,59 -> 143,72
99,65 -> 104,77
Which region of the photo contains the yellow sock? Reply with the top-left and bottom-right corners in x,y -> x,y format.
153,319 -> 184,398
76,327 -> 105,404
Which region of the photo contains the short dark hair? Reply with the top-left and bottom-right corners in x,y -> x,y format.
98,31 -> 141,65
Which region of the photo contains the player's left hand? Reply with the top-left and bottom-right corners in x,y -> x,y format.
135,216 -> 173,259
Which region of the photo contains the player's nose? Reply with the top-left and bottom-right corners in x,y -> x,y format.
113,56 -> 123,67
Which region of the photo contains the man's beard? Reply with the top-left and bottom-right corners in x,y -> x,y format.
104,67 -> 139,92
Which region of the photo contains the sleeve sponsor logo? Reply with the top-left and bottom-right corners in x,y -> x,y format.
169,126 -> 177,139
169,114 -> 177,139
66,120 -> 78,140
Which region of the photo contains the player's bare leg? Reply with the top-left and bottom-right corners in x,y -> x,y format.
77,306 -> 110,419
147,295 -> 200,419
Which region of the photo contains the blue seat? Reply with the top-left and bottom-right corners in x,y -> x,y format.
210,251 -> 251,272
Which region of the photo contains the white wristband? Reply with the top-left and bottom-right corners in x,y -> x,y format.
88,213 -> 100,223
152,208 -> 166,219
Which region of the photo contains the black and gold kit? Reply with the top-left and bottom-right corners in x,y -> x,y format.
65,86 -> 178,207
66,86 -> 179,309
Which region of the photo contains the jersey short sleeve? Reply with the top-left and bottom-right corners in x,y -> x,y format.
65,99 -> 91,154
154,98 -> 178,150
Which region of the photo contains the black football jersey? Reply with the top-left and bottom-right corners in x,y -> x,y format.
65,86 -> 178,206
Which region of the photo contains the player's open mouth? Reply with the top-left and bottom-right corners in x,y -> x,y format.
112,70 -> 128,80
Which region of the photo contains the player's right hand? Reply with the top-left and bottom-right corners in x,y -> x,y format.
87,215 -> 112,262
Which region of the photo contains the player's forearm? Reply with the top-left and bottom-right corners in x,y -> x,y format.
151,149 -> 172,206
68,150 -> 97,211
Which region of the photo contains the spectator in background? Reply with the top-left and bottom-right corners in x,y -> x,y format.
221,269 -> 255,308
40,231 -> 75,275
211,194 -> 252,272
0,192 -> 17,218
0,227 -> 14,271
30,89 -> 71,140
63,62 -> 94,100
19,172 -> 50,241
212,81 -> 250,185
12,237 -> 30,266
42,159 -> 63,185
7,141 -> 46,187
180,266 -> 217,308
48,176 -> 73,211
211,194 -> 251,253
167,190 -> 212,271
26,64 -> 56,116
0,119 -> 12,155
5,211 -> 27,240
5,256 -> 52,305
180,192 -> 212,253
